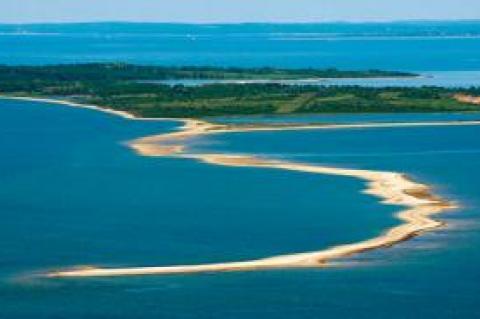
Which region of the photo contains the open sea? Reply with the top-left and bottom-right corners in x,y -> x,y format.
0,22 -> 480,318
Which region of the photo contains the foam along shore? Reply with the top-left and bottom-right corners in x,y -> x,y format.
45,117 -> 474,278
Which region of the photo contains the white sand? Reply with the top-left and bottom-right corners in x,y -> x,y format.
48,119 -> 463,278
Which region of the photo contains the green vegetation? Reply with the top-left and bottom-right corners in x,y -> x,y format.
0,63 -> 478,118
0,63 -> 415,82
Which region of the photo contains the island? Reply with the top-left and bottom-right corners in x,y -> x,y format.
0,63 -> 478,118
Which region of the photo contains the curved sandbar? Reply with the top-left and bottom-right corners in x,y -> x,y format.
2,96 -> 476,278
48,117 -> 477,278
49,155 -> 453,278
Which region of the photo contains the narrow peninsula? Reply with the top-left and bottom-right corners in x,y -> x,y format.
46,115 -> 477,278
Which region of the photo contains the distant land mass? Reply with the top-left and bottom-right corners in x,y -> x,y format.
1,63 -> 479,118
1,20 -> 480,37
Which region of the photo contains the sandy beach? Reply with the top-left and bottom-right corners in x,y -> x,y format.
46,113 -> 475,278
3,95 -> 476,278
0,95 -> 184,122
48,152 -> 453,277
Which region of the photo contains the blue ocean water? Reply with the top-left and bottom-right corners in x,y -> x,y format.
1,22 -> 480,71
1,102 -> 480,319
0,22 -> 480,318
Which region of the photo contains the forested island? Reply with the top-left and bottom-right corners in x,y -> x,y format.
0,63 -> 478,118
0,63 -> 415,81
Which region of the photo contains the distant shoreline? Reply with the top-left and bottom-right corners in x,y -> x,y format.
3,64 -> 480,118
1,96 -> 476,278
0,95 -> 179,122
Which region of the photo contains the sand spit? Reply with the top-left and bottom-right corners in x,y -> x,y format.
48,152 -> 455,278
0,95 -> 182,122
0,95 -> 140,120
3,95 -> 475,278
46,117 -> 470,278
133,119 -> 480,158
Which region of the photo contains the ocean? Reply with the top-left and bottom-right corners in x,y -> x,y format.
0,22 -> 479,318
1,21 -> 480,71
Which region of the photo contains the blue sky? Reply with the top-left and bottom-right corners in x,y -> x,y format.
2,0 -> 480,23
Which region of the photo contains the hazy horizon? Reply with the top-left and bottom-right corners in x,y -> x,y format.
1,19 -> 480,26
2,0 -> 480,24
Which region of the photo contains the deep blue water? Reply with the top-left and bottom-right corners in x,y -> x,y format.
1,22 -> 480,318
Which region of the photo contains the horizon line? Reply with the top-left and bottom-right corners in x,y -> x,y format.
1,18 -> 480,26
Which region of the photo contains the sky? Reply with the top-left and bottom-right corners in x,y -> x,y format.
1,0 -> 480,24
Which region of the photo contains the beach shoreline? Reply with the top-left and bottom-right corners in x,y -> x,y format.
0,95 -> 472,278
48,152 -> 454,278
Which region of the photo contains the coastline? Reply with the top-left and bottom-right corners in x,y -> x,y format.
0,96 -> 474,278
0,95 -> 185,123
49,120 -> 459,277
48,153 -> 454,278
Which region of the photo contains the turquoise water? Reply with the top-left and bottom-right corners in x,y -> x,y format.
1,22 -> 480,318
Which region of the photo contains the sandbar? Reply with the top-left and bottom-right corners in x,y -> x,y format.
1,95 -> 473,278
47,118 -> 467,278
